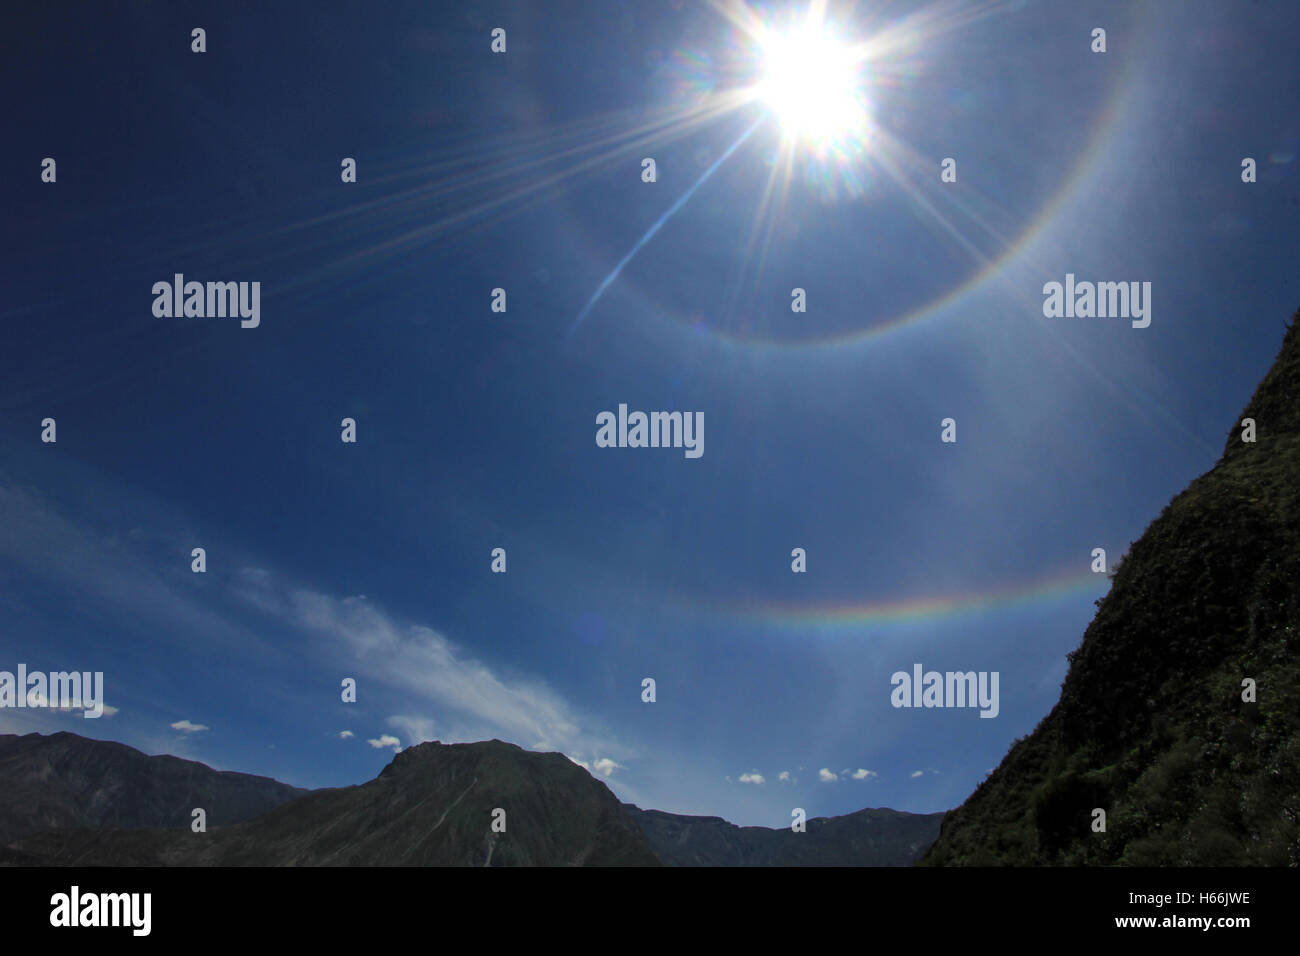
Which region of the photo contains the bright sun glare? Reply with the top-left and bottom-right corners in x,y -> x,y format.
755,20 -> 868,150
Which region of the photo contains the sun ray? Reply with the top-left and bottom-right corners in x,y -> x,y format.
720,139 -> 789,324
248,90 -> 762,302
568,115 -> 767,339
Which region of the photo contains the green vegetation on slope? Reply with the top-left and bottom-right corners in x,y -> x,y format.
923,311 -> 1300,866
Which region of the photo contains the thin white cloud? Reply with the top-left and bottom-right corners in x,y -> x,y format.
387,715 -> 437,746
910,770 -> 925,778
170,719 -> 208,733
338,730 -> 354,739
0,483 -> 289,669
850,769 -> 876,781
818,768 -> 838,783
236,574 -> 626,765
738,771 -> 766,785
367,734 -> 401,750
0,705 -> 118,737
23,691 -> 118,718
778,770 -> 791,782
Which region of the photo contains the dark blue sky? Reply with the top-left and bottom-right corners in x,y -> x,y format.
2,0 -> 1298,825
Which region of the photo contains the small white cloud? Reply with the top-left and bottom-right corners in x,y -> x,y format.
367,734 -> 401,750
738,771 -> 766,785
170,719 -> 209,733
778,770 -> 791,782
338,730 -> 354,739
818,768 -> 838,783
567,754 -> 622,777
850,769 -> 876,781
910,770 -> 925,778
35,693 -> 118,717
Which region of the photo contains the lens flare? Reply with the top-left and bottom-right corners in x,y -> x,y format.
755,20 -> 869,152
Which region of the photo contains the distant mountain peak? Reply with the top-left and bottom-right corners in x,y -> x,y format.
6,733 -> 659,866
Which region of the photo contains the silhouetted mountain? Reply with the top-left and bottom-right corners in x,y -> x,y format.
0,731 -> 307,845
923,312 -> 1300,865
11,738 -> 661,865
623,803 -> 944,865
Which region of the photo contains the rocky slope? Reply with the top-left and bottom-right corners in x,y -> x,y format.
923,312 -> 1300,865
0,731 -> 307,845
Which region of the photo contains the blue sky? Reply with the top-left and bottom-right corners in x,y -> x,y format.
1,0 -> 1298,826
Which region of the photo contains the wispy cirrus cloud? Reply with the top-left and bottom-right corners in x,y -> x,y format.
235,570 -> 630,774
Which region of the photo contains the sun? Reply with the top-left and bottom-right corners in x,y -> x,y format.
754,17 -> 869,151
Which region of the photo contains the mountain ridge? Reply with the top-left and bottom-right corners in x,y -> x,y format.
0,731 -> 940,865
5,735 -> 659,865
0,730 -> 308,846
623,802 -> 943,866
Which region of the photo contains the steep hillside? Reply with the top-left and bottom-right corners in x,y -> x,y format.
0,731 -> 307,845
624,803 -> 944,866
923,312 -> 1300,865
